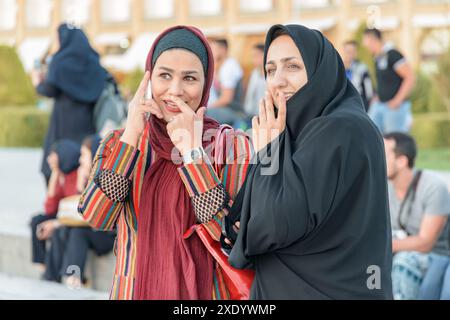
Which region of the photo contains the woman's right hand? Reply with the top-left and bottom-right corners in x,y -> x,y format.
120,71 -> 163,147
36,219 -> 60,241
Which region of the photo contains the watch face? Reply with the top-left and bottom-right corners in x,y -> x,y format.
191,149 -> 201,160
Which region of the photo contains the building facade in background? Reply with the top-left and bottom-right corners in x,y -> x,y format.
0,0 -> 449,78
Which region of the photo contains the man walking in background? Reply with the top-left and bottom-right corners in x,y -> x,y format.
363,28 -> 415,134
343,40 -> 374,111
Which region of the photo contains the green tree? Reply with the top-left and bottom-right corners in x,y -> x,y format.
121,68 -> 144,99
410,71 -> 432,114
0,45 -> 36,107
433,45 -> 450,117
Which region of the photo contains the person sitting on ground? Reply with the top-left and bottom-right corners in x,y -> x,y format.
30,139 -> 80,273
42,135 -> 116,287
384,132 -> 450,300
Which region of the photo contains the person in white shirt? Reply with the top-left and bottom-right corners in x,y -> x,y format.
243,43 -> 266,118
207,38 -> 244,125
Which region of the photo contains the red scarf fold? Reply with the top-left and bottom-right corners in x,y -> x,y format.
133,25 -> 219,300
134,117 -> 218,300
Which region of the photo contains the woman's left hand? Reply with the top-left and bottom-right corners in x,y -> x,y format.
166,95 -> 206,156
31,69 -> 43,87
223,221 -> 240,248
252,91 -> 287,153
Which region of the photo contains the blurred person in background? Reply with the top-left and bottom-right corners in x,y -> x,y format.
30,139 -> 80,274
31,23 -> 108,186
342,40 -> 373,111
384,133 -> 450,300
207,38 -> 244,126
43,134 -> 115,287
419,240 -> 450,300
363,28 -> 415,134
238,43 -> 266,129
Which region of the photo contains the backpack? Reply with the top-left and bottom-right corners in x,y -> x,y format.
93,74 -> 127,137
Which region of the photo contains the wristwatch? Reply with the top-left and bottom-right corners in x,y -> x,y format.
183,147 -> 205,164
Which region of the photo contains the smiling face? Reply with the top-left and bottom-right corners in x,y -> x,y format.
265,35 -> 308,105
151,49 -> 205,122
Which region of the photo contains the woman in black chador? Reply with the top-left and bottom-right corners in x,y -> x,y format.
34,23 -> 107,185
223,24 -> 393,300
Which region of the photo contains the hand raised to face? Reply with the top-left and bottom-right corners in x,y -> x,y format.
165,95 -> 206,157
252,91 -> 287,153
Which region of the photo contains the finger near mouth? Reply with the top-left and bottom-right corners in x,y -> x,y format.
163,100 -> 182,113
166,105 -> 181,113
283,93 -> 293,100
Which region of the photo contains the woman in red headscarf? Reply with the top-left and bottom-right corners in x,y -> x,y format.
78,26 -> 252,300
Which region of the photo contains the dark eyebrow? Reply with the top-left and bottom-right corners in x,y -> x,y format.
265,56 -> 300,65
182,70 -> 200,76
157,66 -> 200,75
158,66 -> 174,73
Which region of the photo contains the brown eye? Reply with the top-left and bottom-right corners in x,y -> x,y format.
266,68 -> 275,76
288,64 -> 300,70
160,73 -> 171,80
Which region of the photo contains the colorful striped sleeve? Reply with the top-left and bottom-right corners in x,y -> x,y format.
178,129 -> 252,240
78,130 -> 140,231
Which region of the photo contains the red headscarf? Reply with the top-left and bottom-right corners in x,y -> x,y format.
133,26 -> 219,299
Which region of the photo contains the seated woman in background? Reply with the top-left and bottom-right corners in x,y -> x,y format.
30,139 -> 80,273
43,135 -> 116,288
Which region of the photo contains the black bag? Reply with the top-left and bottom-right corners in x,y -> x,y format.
93,75 -> 127,136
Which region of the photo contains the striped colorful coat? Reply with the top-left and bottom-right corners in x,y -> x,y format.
78,123 -> 252,300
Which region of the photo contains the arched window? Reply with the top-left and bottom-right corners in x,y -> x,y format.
25,0 -> 53,28
0,0 -> 17,30
189,0 -> 221,16
144,0 -> 174,19
240,0 -> 272,13
101,0 -> 131,23
61,0 -> 91,26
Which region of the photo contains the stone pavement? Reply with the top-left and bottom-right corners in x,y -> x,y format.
0,148 -> 112,299
0,273 -> 108,300
0,148 -> 46,237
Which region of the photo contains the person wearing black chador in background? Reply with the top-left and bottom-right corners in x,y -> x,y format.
222,24 -> 393,300
32,23 -> 108,185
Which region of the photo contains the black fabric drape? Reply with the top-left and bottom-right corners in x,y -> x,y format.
39,23 -> 106,183
46,23 -> 107,104
225,25 -> 393,299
